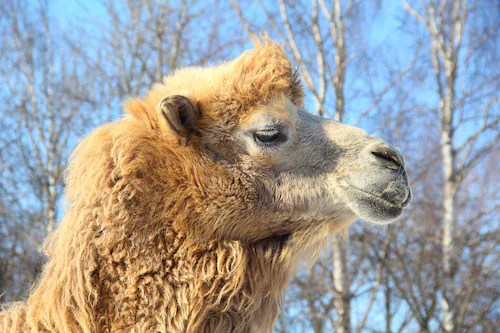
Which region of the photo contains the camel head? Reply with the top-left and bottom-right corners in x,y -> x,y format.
124,39 -> 411,244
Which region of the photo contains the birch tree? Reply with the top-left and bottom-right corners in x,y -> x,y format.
402,1 -> 499,332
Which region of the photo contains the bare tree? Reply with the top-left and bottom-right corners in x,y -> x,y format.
73,0 -> 243,118
402,1 -> 499,331
0,0 -> 100,242
0,0 -> 99,299
0,0 -> 241,301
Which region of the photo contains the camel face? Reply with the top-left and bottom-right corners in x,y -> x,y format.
234,97 -> 412,229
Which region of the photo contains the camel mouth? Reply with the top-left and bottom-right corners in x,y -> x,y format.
349,184 -> 411,208
343,180 -> 411,224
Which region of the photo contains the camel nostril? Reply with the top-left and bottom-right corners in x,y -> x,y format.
371,146 -> 404,169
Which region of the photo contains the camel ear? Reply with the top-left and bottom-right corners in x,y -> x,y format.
157,95 -> 199,143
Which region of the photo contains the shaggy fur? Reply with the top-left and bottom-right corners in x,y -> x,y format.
0,38 -> 409,333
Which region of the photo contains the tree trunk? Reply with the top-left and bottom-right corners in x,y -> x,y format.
440,34 -> 459,333
330,0 -> 350,328
332,237 -> 350,333
441,118 -> 457,333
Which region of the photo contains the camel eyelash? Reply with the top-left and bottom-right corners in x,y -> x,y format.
253,127 -> 287,146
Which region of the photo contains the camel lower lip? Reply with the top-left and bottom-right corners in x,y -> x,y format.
348,185 -> 406,208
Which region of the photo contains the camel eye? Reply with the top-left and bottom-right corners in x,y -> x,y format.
254,128 -> 286,145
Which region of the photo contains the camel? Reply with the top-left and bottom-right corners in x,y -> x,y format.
0,38 -> 411,333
